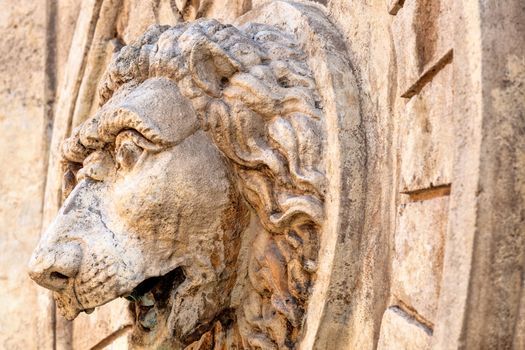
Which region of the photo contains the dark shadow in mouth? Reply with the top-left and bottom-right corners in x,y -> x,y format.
125,267 -> 186,302
50,271 -> 69,280
126,267 -> 186,333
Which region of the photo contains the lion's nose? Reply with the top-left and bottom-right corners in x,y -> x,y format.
28,242 -> 82,292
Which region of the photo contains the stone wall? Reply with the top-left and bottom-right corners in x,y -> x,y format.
378,0 -> 454,347
0,1 -> 51,349
0,0 -> 523,349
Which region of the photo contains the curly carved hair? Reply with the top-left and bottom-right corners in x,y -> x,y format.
99,19 -> 325,349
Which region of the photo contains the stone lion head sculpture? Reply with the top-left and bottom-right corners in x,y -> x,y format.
29,19 -> 325,349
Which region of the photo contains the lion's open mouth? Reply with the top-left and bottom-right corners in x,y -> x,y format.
124,267 -> 186,332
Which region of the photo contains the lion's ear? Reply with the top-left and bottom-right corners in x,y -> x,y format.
189,39 -> 242,97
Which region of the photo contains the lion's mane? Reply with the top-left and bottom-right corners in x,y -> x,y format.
99,20 -> 325,349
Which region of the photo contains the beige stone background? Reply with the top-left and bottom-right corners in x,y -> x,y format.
0,0 -> 523,349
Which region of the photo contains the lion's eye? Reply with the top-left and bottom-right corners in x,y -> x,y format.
115,139 -> 143,171
114,129 -> 162,172
76,150 -> 113,182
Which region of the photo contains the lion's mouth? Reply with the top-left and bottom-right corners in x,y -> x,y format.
124,267 -> 186,332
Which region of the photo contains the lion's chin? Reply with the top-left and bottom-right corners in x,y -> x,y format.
55,288 -> 120,321
54,291 -> 86,321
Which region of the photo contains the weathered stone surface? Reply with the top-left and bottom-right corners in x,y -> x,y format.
72,299 -> 132,349
433,1 -> 525,349
399,62 -> 454,192
118,0 -> 181,44
1,0 -> 523,349
377,307 -> 432,350
313,1 -> 394,348
387,0 -> 403,16
0,1 -> 50,349
54,0 -> 82,92
392,0 -> 453,97
392,196 -> 449,323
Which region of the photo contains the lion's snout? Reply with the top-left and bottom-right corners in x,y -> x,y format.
27,179 -> 140,319
28,241 -> 82,292
28,180 -> 97,293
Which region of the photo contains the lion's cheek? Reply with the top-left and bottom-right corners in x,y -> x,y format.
110,175 -> 181,242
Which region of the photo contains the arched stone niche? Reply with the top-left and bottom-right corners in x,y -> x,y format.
29,1 -> 366,349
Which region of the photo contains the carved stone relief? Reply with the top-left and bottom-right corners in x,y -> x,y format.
28,1 -> 363,349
